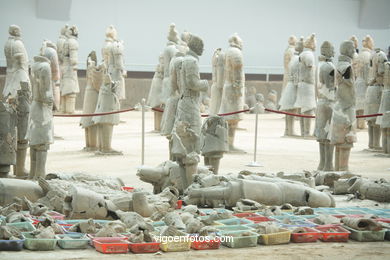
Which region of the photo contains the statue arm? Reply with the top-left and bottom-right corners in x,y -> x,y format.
51,51 -> 61,81
232,53 -> 244,89
185,59 -> 208,92
217,53 -> 225,89
69,39 -> 79,68
41,65 -> 53,105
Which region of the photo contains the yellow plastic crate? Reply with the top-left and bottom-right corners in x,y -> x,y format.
159,240 -> 191,252
258,229 -> 291,245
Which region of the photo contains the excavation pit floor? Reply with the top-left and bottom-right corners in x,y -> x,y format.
2,111 -> 390,259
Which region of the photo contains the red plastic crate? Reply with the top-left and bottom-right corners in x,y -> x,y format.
233,213 -> 259,218
128,242 -> 160,253
121,186 -> 135,192
176,200 -> 183,209
88,235 -> 127,248
47,211 -> 65,220
316,225 -> 350,242
191,238 -> 221,250
376,218 -> 390,223
94,240 -> 129,254
246,216 -> 272,223
291,227 -> 322,243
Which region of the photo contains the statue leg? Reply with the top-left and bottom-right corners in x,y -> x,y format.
154,111 -> 162,132
298,109 -> 304,136
386,129 -> 390,154
183,153 -> 199,190
334,146 -> 340,171
338,144 -> 352,172
89,125 -> 98,151
0,165 -> 10,178
373,124 -> 381,149
209,157 -> 221,174
284,115 -> 289,136
204,156 -> 210,166
101,124 -> 121,154
65,94 -> 76,114
35,146 -> 48,179
97,124 -> 104,152
84,127 -> 90,149
228,119 -> 244,153
15,140 -> 28,178
368,121 -> 373,149
60,96 -> 66,113
28,147 -> 37,180
289,110 -> 296,136
323,142 -> 335,171
317,142 -> 325,171
303,110 -> 313,137
356,110 -> 365,129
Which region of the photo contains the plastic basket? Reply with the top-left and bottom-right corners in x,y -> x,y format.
385,230 -> 390,241
121,186 -> 134,192
57,233 -> 90,249
216,225 -> 254,232
22,232 -> 58,251
215,218 -> 253,226
233,213 -> 259,218
279,220 -> 317,228
128,242 -> 160,253
290,227 -> 321,243
191,237 -> 221,250
159,239 -> 191,252
220,230 -> 258,248
258,229 -> 291,245
46,211 -> 65,220
88,234 -> 127,247
343,226 -> 386,242
246,216 -> 273,223
316,225 -> 350,242
6,222 -> 36,232
0,235 -> 25,251
271,215 -> 305,222
94,239 -> 129,254
199,208 -> 233,216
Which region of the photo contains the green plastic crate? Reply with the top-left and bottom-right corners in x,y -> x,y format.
6,222 -> 36,232
344,226 -> 386,242
220,230 -> 258,248
22,232 -> 58,251
57,234 -> 90,249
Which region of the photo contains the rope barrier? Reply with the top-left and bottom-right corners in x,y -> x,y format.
151,107 -> 250,117
264,108 -> 315,118
53,107 -> 135,117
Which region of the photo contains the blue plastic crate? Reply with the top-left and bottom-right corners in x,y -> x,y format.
215,218 -> 253,226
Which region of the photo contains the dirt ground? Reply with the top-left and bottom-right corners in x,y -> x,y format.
1,111 -> 390,259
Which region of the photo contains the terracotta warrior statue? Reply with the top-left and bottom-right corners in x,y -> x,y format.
92,74 -> 122,155
329,40 -> 357,172
377,62 -> 390,155
80,51 -> 104,151
28,56 -> 54,180
356,35 -> 374,129
60,25 -> 79,114
146,54 -> 164,131
40,40 -> 60,111
294,33 -> 317,137
283,35 -> 297,90
219,34 -> 245,152
364,48 -> 388,150
200,116 -> 228,174
3,25 -> 31,178
170,34 -> 209,189
209,48 -> 225,115
350,35 -> 359,80
102,25 -> 126,102
56,24 -> 68,110
279,36 -> 304,136
0,101 -> 17,177
314,41 -> 336,171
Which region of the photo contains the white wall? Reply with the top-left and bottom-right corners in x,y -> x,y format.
0,0 -> 389,73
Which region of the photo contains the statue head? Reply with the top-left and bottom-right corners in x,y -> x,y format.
188,34 -> 204,56
339,40 -> 355,59
66,25 -> 78,38
320,41 -> 334,58
303,33 -> 316,51
288,35 -> 297,46
350,35 -> 358,49
105,25 -> 117,40
60,24 -> 69,36
295,36 -> 304,54
229,33 -> 243,50
371,49 -> 388,76
9,25 -> 21,37
384,62 -> 390,85
167,23 -> 179,44
362,35 -> 374,50
181,30 -> 191,44
87,51 -> 97,67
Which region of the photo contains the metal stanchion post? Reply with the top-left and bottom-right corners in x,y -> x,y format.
246,102 -> 263,167
141,98 -> 145,165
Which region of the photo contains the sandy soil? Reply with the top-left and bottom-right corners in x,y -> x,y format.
1,111 -> 390,260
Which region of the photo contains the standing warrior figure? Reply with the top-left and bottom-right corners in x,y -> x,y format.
219,34 -> 245,152
283,35 -> 297,90
170,34 -> 209,189
350,36 -> 359,80
3,24 -> 31,178
364,49 -> 388,150
0,102 -> 17,177
92,74 -> 122,155
146,54 -> 164,131
28,56 -> 54,180
279,36 -> 304,136
314,41 -> 336,171
355,35 -> 374,129
102,25 -> 126,102
60,25 -> 79,114
40,40 -> 60,111
209,48 -> 225,115
377,62 -> 390,155
294,33 -> 317,137
329,40 -> 356,172
80,51 -> 104,151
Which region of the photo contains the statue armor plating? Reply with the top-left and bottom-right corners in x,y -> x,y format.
80,51 -> 104,151
209,48 -> 225,115
60,25 -> 79,114
329,40 -> 357,171
294,33 -> 317,137
28,56 -> 54,180
219,34 -> 245,152
314,41 -> 336,171
3,25 -> 31,178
